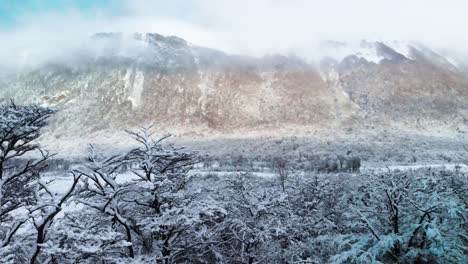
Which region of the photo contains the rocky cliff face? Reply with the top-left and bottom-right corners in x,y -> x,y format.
1,33 -> 467,140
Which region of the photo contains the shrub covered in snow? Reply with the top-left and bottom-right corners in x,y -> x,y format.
0,102 -> 466,263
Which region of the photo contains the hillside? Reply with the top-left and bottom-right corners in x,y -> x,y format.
1,33 -> 467,154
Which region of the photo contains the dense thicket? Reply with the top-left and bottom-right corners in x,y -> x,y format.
0,102 -> 466,264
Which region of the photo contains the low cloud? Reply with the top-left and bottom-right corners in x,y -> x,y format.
1,0 -> 467,69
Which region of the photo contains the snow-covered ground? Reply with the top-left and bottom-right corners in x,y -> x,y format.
43,163 -> 468,194
362,163 -> 468,173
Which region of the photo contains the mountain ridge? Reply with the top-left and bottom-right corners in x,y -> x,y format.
0,33 -> 466,145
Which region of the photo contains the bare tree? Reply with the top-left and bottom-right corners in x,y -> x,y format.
221,172 -> 285,264
76,127 -> 208,262
123,127 -> 199,263
76,145 -> 137,258
0,101 -> 55,248
333,168 -> 467,263
29,172 -> 82,264
272,157 -> 290,192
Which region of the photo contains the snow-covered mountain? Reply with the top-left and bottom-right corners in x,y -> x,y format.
319,40 -> 462,70
0,33 -> 467,143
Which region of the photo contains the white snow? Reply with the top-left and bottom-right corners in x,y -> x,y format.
362,163 -> 468,173
388,41 -> 413,59
43,162 -> 468,195
319,40 -> 414,64
128,70 -> 145,109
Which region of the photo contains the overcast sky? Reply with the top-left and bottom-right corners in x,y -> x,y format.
0,0 -> 467,67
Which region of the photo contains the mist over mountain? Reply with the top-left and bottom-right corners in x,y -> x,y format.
1,32 -> 467,144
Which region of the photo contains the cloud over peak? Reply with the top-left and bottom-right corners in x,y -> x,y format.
0,0 -> 467,68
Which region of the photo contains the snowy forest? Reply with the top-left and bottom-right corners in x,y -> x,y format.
0,101 -> 467,264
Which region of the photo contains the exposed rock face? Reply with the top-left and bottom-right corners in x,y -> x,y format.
0,33 -> 467,139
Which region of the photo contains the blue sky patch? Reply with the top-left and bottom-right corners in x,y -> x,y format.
0,0 -> 111,27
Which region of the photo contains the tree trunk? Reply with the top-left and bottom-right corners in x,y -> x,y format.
123,223 -> 135,258
141,230 -> 153,255
30,226 -> 45,264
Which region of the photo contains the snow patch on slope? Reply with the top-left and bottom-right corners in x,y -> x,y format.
319,40 -> 413,64
128,70 -> 145,109
122,67 -> 145,109
386,41 -> 413,59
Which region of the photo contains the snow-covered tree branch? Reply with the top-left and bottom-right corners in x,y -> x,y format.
0,101 -> 55,251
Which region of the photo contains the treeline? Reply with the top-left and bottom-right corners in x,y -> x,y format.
199,153 -> 361,173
